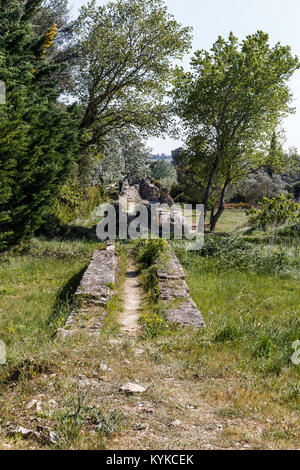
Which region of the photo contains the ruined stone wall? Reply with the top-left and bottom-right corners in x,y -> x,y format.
57,243 -> 118,337
157,249 -> 206,329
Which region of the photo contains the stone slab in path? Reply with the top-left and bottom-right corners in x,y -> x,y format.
157,249 -> 206,329
75,243 -> 118,305
57,242 -> 118,337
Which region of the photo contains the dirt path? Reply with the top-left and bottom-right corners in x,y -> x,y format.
119,257 -> 142,336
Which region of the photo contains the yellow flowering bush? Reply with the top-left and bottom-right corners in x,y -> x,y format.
139,313 -> 166,338
41,24 -> 58,58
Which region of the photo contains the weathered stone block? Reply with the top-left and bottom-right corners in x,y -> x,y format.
157,249 -> 205,329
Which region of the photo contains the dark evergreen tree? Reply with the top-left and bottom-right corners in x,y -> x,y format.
0,0 -> 78,251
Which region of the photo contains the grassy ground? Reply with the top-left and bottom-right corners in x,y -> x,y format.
182,207 -> 246,234
0,212 -> 299,450
211,208 -> 247,233
173,252 -> 299,443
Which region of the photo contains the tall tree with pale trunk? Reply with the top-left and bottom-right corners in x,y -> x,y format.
173,31 -> 299,231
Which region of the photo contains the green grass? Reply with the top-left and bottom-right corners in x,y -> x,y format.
0,234 -> 124,450
208,208 -> 247,233
0,237 -> 100,371
171,237 -> 300,414
179,207 -> 247,234
0,211 -> 299,450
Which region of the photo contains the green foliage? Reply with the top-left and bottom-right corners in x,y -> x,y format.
139,312 -> 166,338
135,239 -> 167,304
177,233 -> 299,278
230,170 -> 286,205
176,238 -> 300,378
58,181 -> 85,209
173,31 -> 299,230
75,0 -> 192,148
151,160 -> 177,188
247,194 -> 300,229
52,183 -> 104,225
135,239 -> 167,268
0,0 -> 79,251
97,130 -> 150,186
275,223 -> 300,240
212,315 -> 300,375
171,147 -> 206,203
142,265 -> 161,300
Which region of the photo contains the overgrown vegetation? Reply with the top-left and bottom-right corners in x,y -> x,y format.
52,183 -> 104,225
135,239 -> 167,268
134,239 -> 168,335
247,193 -> 300,230
0,0 -> 299,452
193,233 -> 300,278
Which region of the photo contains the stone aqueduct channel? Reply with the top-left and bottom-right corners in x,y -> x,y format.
58,180 -> 205,337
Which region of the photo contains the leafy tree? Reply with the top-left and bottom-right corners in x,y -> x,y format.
91,130 -> 150,186
172,146 -> 206,203
173,31 -> 299,231
282,149 -> 300,187
231,170 -> 287,205
74,0 -> 192,151
151,159 -> 177,187
33,0 -> 71,38
0,0 -> 78,251
32,0 -> 77,90
119,130 -> 150,179
267,132 -> 284,171
98,135 -> 125,186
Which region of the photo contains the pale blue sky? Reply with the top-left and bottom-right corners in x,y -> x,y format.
70,0 -> 300,154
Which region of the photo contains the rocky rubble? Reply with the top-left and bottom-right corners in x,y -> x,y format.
124,176 -> 174,207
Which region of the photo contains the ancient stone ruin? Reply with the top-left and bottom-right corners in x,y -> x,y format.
125,176 -> 174,207
57,242 -> 118,337
118,178 -> 189,237
157,248 -> 206,329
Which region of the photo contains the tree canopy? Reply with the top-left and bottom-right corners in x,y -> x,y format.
95,130 -> 151,185
74,0 -> 192,150
151,159 -> 177,187
173,31 -> 299,231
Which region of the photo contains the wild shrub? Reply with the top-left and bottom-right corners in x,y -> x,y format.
52,183 -> 104,225
135,239 -> 167,268
142,265 -> 160,301
247,193 -> 300,229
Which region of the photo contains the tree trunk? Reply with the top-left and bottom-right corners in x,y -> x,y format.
210,176 -> 231,232
203,151 -> 222,219
210,204 -> 216,227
